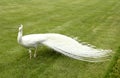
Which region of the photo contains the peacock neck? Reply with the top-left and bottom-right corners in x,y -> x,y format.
17,30 -> 23,44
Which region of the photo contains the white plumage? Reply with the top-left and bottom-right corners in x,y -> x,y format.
17,24 -> 112,62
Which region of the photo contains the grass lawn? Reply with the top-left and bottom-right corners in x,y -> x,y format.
0,0 -> 120,78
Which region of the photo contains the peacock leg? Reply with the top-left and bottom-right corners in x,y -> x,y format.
34,47 -> 37,58
28,49 -> 32,59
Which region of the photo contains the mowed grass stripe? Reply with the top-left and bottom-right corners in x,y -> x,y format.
0,0 -> 101,52
0,0 -> 106,27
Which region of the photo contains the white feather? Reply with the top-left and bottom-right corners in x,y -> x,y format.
17,24 -> 112,62
41,34 -> 112,62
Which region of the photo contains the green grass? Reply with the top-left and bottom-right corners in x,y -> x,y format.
0,0 -> 120,78
105,47 -> 120,78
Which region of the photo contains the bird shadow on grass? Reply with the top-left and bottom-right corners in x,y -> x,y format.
38,48 -> 62,61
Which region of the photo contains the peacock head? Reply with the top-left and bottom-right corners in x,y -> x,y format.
19,24 -> 23,31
